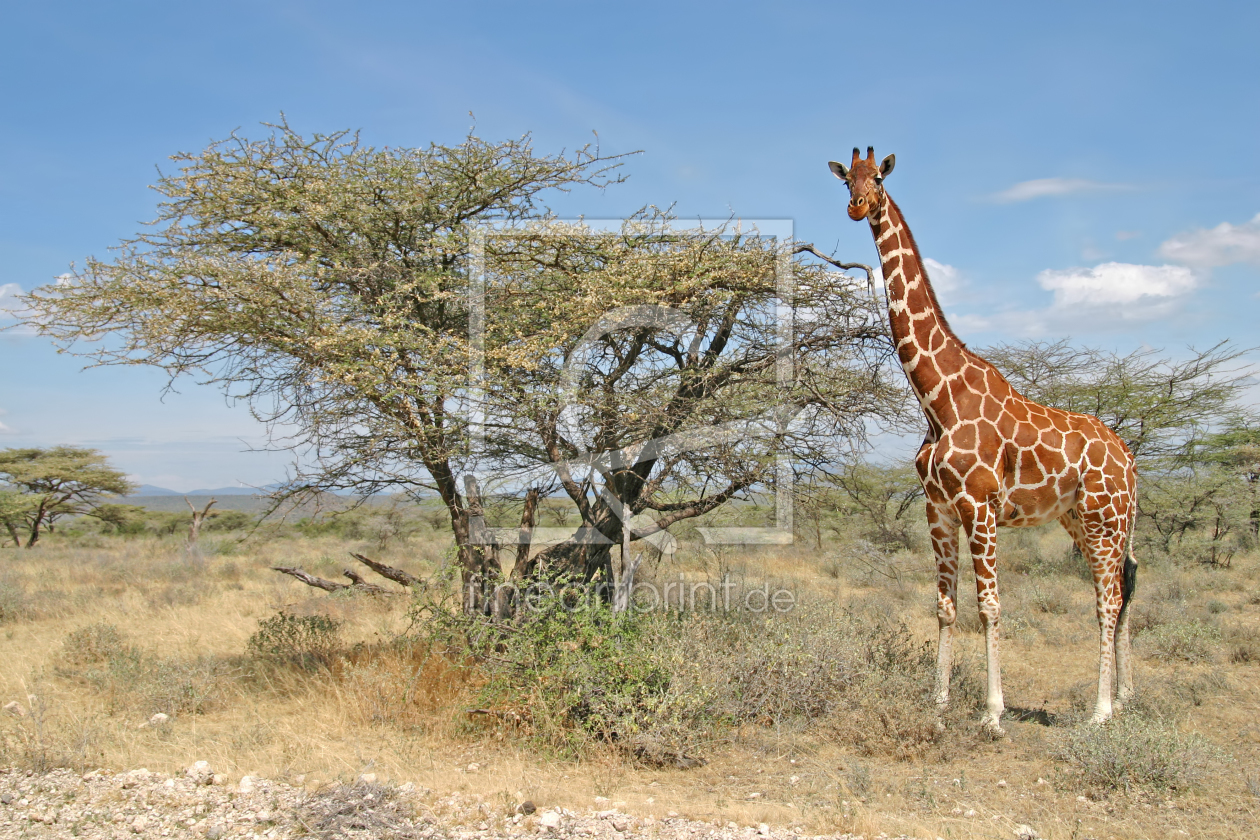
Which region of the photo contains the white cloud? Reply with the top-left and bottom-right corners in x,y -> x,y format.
952,261 -> 1201,338
923,258 -> 961,294
989,177 -> 1128,204
1036,262 -> 1197,311
1158,212 -> 1260,267
0,283 -> 22,312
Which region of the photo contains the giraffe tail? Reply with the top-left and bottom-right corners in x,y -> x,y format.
1119,511 -> 1138,626
1121,553 -> 1137,610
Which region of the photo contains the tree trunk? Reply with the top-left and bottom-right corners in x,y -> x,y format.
460,475 -> 503,615
24,500 -> 48,548
509,488 -> 541,581
186,497 -> 217,545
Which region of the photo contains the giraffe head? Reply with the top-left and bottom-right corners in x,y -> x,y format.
829,147 -> 896,221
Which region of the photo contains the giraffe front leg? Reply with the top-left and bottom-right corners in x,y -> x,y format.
927,502 -> 960,709
963,502 -> 1004,736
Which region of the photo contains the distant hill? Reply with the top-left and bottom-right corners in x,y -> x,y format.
129,483 -> 283,497
132,484 -> 180,496
184,485 -> 280,496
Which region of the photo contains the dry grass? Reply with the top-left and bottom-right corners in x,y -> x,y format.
2,526 -> 1260,839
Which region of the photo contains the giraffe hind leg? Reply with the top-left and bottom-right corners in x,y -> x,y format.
1114,545 -> 1138,706
963,501 -> 1004,735
928,502 -> 960,710
1062,510 -> 1127,723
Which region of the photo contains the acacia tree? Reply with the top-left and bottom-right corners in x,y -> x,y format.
475,217 -> 906,585
19,123 -> 908,607
20,122 -> 626,608
0,447 -> 135,547
1199,423 -> 1260,537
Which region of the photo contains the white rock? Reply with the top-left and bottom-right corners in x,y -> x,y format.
466,763 -> 480,772
357,772 -> 378,785
186,761 -> 213,785
594,796 -> 609,803
964,809 -> 978,818
131,814 -> 149,832
238,775 -> 255,793
997,779 -> 1008,788
758,823 -> 771,836
122,769 -> 151,788
539,810 -> 562,830
1014,825 -> 1039,840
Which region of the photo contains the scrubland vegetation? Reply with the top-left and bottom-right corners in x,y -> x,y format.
2,501 -> 1259,840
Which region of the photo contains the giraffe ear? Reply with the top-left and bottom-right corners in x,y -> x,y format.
828,160 -> 849,180
879,154 -> 896,178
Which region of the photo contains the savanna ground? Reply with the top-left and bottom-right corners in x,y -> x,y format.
2,509 -> 1259,840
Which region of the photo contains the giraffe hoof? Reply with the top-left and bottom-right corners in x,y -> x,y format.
980,720 -> 1007,739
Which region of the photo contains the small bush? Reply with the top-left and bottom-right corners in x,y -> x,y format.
1138,620 -> 1221,663
1225,624 -> 1260,664
0,578 -> 29,623
1054,714 -> 1218,794
60,623 -> 126,667
1029,581 -> 1073,614
247,610 -> 343,669
55,624 -> 232,716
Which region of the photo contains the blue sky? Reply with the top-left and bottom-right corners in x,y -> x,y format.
2,0 -> 1258,491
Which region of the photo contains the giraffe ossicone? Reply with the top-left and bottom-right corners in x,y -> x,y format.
830,146 -> 1138,732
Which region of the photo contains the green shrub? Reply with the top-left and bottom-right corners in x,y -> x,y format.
1054,714 -> 1219,793
424,597 -> 981,763
1138,620 -> 1221,663
247,610 -> 343,669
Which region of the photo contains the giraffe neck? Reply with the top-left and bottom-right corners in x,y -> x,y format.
869,195 -> 980,433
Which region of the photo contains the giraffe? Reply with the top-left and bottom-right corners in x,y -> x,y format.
829,147 -> 1138,733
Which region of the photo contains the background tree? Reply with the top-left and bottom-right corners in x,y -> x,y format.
19,122 -> 625,609
1198,422 -> 1260,538
0,447 -> 135,547
827,459 -> 925,552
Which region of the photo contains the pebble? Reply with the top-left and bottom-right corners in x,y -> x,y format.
0,765 -> 934,840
